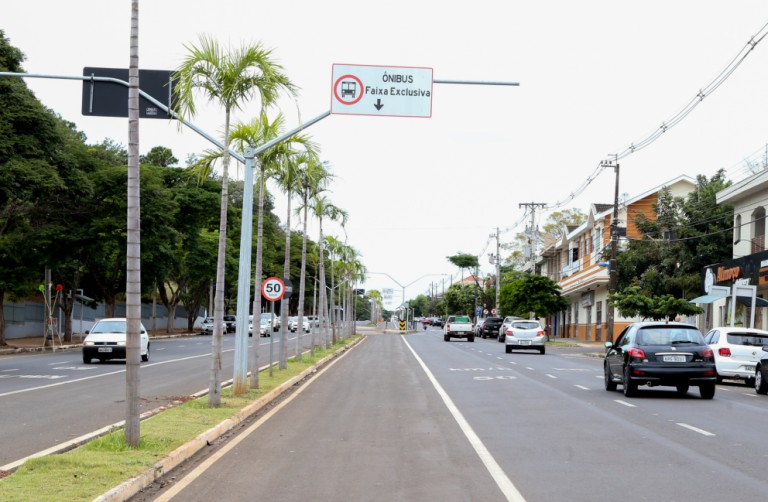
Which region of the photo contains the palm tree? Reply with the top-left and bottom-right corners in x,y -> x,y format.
310,195 -> 348,351
125,0 -> 141,446
174,36 -> 295,407
295,159 -> 332,359
273,149 -> 319,369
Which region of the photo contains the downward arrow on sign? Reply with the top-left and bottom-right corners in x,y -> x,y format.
374,99 -> 384,110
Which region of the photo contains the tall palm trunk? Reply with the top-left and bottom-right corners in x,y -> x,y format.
279,194 -> 291,369
296,199 -> 309,362
125,0 -> 141,446
208,109 -> 231,406
250,164 -> 266,388
318,217 -> 329,350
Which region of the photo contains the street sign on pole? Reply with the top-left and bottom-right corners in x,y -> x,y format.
262,277 -> 286,302
81,67 -> 177,119
331,64 -> 433,118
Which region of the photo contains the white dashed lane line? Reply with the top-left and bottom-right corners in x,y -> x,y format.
614,400 -> 636,408
677,423 -> 716,436
574,385 -> 589,390
545,374 -> 557,379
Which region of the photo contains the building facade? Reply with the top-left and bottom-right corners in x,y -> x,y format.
538,175 -> 696,341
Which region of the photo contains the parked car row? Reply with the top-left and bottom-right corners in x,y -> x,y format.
604,322 -> 768,399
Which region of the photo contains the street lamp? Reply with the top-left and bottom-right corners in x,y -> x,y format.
367,272 -> 447,324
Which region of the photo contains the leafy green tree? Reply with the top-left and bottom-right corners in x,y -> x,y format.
141,146 -> 178,167
174,36 -> 295,406
499,275 -> 568,319
609,286 -> 703,321
447,253 -> 479,281
616,171 -> 733,299
442,283 -> 477,317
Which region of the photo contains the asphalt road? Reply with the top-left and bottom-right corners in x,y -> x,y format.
143,328 -> 768,502
0,329 -> 323,468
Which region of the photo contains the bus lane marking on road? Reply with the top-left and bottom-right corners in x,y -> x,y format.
404,337 -> 527,502
47,361 -> 70,365
574,385 -> 589,390
677,423 -> 716,436
614,400 -> 637,408
545,374 -> 557,379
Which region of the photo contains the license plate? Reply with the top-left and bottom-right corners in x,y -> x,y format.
519,340 -> 531,345
663,355 -> 685,362
98,347 -> 113,353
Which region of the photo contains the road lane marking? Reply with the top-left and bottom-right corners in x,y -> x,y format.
574,385 -> 589,390
403,337 -> 526,502
47,361 -> 69,365
0,350 -> 234,398
525,367 -> 534,371
546,374 -> 557,379
614,400 -> 636,407
677,423 -> 715,436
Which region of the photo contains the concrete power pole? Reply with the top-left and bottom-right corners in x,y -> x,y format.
489,228 -> 502,317
518,202 -> 547,273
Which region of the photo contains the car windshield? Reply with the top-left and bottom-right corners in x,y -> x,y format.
726,333 -> 768,346
637,327 -> 703,345
511,322 -> 540,330
91,321 -> 127,334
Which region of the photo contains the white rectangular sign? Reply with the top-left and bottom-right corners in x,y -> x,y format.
331,64 -> 433,118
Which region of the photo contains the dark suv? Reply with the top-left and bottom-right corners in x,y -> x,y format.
604,322 -> 716,399
479,317 -> 503,339
223,315 -> 237,333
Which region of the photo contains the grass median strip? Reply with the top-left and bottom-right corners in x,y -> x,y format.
0,336 -> 360,502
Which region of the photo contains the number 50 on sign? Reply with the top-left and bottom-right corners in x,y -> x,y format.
262,277 -> 286,302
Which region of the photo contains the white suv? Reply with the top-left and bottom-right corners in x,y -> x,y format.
704,327 -> 768,385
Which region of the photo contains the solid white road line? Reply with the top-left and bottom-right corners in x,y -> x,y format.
403,337 -> 526,502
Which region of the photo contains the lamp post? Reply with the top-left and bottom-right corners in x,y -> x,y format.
367,272 -> 447,322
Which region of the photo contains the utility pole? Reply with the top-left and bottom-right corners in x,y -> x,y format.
518,202 -> 546,273
601,158 -> 620,343
489,228 -> 501,317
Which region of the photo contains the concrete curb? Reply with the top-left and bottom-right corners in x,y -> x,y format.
93,336 -> 365,502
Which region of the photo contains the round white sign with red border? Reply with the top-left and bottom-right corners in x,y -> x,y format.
262,277 -> 286,302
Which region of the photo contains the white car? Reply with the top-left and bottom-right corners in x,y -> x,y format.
504,319 -> 546,354
704,327 -> 768,385
201,317 -> 226,336
498,316 -> 524,342
83,318 -> 149,364
290,317 -> 310,333
261,312 -> 279,332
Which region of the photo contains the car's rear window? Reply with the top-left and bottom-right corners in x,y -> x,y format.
511,321 -> 540,329
637,327 -> 703,345
726,333 -> 768,346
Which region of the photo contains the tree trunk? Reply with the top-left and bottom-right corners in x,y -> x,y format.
296,200 -> 309,362
250,164 -> 266,389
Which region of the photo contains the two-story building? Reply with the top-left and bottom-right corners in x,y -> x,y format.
694,170 -> 768,329
538,175 -> 697,341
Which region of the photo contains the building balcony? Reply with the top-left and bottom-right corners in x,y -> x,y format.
562,262 -> 580,278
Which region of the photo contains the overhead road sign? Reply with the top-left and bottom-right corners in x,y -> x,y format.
331,64 -> 433,118
81,67 -> 176,119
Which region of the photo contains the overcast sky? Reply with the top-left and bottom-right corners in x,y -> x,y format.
5,1 -> 768,307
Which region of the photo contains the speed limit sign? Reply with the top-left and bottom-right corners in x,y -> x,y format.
261,277 -> 286,302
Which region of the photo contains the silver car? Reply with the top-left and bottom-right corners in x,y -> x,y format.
504,320 -> 546,354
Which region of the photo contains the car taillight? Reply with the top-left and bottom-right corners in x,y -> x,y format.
718,347 -> 731,357
703,348 -> 714,359
628,347 -> 646,359
537,330 -> 545,336
446,324 -> 451,330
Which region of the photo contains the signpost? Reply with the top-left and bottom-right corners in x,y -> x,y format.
81,67 -> 176,119
331,64 -> 433,118
261,277 -> 286,302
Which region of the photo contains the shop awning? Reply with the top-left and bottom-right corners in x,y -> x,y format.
737,296 -> 768,307
689,293 -> 728,304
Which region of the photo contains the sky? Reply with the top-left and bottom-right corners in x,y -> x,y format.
5,1 -> 768,309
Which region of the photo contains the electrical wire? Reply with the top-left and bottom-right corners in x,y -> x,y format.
543,19 -> 768,212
